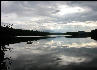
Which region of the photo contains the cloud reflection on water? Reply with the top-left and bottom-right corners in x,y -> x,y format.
4,37 -> 97,70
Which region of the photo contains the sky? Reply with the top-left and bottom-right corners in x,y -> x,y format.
1,1 -> 97,33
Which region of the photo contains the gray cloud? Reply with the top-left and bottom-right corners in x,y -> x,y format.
1,1 -> 97,32
1,1 -> 97,21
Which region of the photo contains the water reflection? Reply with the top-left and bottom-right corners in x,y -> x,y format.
2,36 -> 97,70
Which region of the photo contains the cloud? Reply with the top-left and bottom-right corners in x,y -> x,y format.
1,1 -> 97,32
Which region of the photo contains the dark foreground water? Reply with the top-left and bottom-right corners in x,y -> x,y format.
2,35 -> 97,70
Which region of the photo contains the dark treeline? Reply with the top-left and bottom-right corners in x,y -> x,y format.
91,29 -> 97,40
65,31 -> 91,37
1,25 -> 50,38
65,29 -> 97,40
1,25 -> 97,40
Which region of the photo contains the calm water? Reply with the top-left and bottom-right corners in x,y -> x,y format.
3,36 -> 97,70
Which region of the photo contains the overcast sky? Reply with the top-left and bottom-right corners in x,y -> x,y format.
1,1 -> 97,32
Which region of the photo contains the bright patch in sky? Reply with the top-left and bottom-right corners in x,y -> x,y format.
56,5 -> 85,16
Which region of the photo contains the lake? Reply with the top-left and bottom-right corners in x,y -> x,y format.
2,35 -> 97,70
